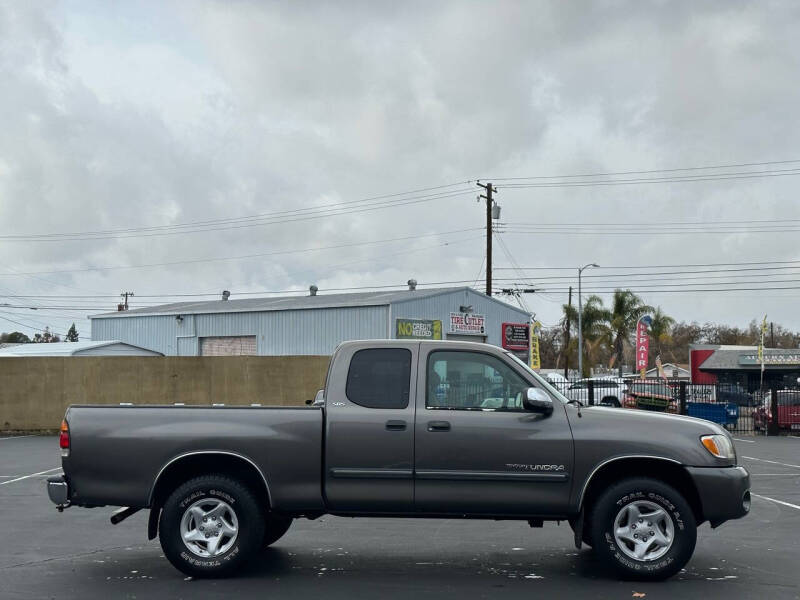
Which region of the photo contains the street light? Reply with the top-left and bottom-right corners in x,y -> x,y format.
577,262 -> 599,378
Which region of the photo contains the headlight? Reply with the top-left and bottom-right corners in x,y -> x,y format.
700,434 -> 735,460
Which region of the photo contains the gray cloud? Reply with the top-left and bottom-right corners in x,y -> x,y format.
1,0 -> 800,340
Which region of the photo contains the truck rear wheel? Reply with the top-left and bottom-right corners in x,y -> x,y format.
588,477 -> 696,580
263,514 -> 293,547
159,474 -> 265,578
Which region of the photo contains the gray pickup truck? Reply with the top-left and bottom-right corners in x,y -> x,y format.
48,340 -> 750,580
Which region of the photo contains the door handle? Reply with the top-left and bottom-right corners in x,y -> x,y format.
427,420 -> 451,432
385,420 -> 407,431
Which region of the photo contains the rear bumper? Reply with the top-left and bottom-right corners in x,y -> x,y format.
685,465 -> 750,527
46,475 -> 70,508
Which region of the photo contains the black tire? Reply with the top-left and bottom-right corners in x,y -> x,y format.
159,474 -> 265,578
263,514 -> 293,547
588,477 -> 696,581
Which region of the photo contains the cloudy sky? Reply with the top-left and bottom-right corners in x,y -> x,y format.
1,0 -> 800,341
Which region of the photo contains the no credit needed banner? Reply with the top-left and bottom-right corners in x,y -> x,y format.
396,318 -> 442,340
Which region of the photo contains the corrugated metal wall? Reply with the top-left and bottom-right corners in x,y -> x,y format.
92,305 -> 389,356
391,289 -> 530,347
90,289 -> 530,356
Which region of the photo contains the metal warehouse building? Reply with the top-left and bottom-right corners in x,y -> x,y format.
89,286 -> 531,356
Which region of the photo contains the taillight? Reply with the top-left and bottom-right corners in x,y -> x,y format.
59,419 -> 70,456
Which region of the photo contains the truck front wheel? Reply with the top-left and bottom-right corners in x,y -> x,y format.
159,474 -> 265,578
588,477 -> 696,580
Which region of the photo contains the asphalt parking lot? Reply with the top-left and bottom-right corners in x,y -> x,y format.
1,435 -> 798,599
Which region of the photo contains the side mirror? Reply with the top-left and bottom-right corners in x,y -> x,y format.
523,387 -> 554,416
310,389 -> 325,407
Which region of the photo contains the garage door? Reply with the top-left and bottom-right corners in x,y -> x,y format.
199,336 -> 257,356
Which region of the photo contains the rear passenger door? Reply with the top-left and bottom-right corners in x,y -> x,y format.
324,343 -> 418,512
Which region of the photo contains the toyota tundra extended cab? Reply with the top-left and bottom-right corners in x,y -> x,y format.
47,340 -> 750,580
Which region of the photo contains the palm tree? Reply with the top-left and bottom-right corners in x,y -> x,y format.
608,289 -> 653,376
562,295 -> 611,376
648,307 -> 675,360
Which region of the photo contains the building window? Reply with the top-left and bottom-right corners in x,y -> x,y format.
427,351 -> 529,411
346,348 -> 411,409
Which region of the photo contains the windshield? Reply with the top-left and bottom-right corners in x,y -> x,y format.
504,352 -> 569,404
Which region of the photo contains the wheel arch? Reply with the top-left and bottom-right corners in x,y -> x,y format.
578,456 -> 704,524
147,451 -> 273,540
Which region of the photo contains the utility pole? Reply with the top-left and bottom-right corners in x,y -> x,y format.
120,291 -> 134,311
477,181 -> 498,296
564,286 -> 572,379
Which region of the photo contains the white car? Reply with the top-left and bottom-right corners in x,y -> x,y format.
565,377 -> 628,407
543,371 -> 569,392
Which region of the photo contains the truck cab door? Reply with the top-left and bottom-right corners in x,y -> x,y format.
324,342 -> 418,513
413,345 -> 574,516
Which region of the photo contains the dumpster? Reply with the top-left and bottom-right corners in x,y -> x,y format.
687,401 -> 739,428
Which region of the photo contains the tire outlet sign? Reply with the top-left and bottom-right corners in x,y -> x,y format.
449,312 -> 486,334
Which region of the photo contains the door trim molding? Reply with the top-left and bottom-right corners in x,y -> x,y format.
329,468 -> 413,480
415,469 -> 569,482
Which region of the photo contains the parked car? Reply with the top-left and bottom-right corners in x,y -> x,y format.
565,377 -> 628,407
754,389 -> 800,431
623,381 -> 678,413
48,340 -> 750,581
716,383 -> 755,407
544,371 -> 570,392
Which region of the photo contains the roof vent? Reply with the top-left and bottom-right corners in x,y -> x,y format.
407,279 -> 417,291
222,290 -> 230,301
309,285 -> 318,296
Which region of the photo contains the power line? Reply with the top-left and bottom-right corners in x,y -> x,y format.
495,265 -> 800,280
0,186 -> 475,242
494,258 -> 800,270
488,158 -> 800,181
494,168 -> 800,189
0,227 -> 482,277
503,217 -> 800,227
11,267 -> 800,299
502,227 -> 800,236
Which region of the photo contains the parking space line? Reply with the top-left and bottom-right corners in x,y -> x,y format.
733,438 -> 756,443
752,493 -> 800,511
0,468 -> 61,486
742,456 -> 800,469
750,473 -> 800,476
0,435 -> 37,441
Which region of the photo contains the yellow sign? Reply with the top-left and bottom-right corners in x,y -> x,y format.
529,320 -> 541,370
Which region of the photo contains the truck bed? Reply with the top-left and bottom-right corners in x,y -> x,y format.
64,405 -> 324,511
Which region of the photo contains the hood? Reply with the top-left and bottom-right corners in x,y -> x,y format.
566,404 -> 734,467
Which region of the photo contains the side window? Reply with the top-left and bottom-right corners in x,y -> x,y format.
427,351 -> 530,411
346,348 -> 411,409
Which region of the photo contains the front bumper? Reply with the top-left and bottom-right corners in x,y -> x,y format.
685,465 -> 750,527
47,475 -> 70,509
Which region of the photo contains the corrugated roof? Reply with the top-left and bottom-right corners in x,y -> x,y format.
0,340 -> 147,356
90,287 -> 492,319
699,347 -> 798,370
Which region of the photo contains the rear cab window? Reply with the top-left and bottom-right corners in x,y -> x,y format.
345,348 -> 412,409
